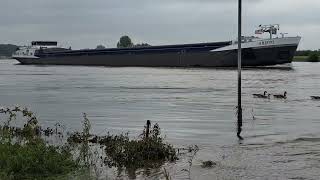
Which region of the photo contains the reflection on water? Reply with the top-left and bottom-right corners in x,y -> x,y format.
1,59 -> 320,179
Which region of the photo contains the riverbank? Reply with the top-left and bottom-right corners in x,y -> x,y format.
293,56 -> 309,62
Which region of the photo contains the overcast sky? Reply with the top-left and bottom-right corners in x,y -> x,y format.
1,0 -> 319,50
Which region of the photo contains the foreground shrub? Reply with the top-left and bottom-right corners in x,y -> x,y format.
0,107 -> 79,179
0,141 -> 78,179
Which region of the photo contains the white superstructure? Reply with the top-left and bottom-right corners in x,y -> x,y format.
12,46 -> 39,59
212,24 -> 301,52
12,41 -> 58,59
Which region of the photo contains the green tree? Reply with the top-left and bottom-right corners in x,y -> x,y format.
308,52 -> 319,62
117,36 -> 134,48
96,45 -> 106,49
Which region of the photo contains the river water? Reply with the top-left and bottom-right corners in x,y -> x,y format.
1,59 -> 320,179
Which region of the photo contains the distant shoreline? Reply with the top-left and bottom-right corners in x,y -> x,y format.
293,56 -> 310,62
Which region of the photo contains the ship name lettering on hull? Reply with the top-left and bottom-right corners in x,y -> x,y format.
259,40 -> 275,46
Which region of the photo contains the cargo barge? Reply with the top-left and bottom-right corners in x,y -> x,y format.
13,25 -> 301,67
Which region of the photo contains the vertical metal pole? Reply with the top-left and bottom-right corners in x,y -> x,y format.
237,0 -> 243,140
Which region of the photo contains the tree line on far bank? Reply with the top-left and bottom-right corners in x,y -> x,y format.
295,50 -> 320,56
96,35 -> 150,49
295,50 -> 319,62
0,44 -> 18,58
0,35 -> 149,58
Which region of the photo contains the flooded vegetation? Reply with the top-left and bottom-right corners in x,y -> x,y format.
0,106 -> 194,179
67,117 -> 177,170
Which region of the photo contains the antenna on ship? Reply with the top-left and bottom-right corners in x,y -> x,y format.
255,24 -> 280,39
237,0 -> 243,140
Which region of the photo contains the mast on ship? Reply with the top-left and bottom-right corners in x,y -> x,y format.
255,24 -> 280,39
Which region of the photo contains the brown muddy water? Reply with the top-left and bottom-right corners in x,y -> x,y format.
1,59 -> 320,179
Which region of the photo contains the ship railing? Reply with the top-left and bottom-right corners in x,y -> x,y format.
232,36 -> 260,44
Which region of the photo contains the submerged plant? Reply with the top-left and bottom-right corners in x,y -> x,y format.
67,120 -> 178,171
201,160 -> 216,168
163,167 -> 171,180
181,145 -> 199,180
103,122 -> 177,169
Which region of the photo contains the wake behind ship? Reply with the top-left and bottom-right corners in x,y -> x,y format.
13,25 -> 301,67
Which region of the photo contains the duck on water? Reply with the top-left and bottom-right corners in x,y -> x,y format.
253,91 -> 271,99
273,91 -> 287,99
311,96 -> 320,100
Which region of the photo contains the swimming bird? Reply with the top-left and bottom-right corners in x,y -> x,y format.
311,96 -> 320,100
273,91 -> 287,99
253,91 -> 268,98
262,94 -> 271,99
